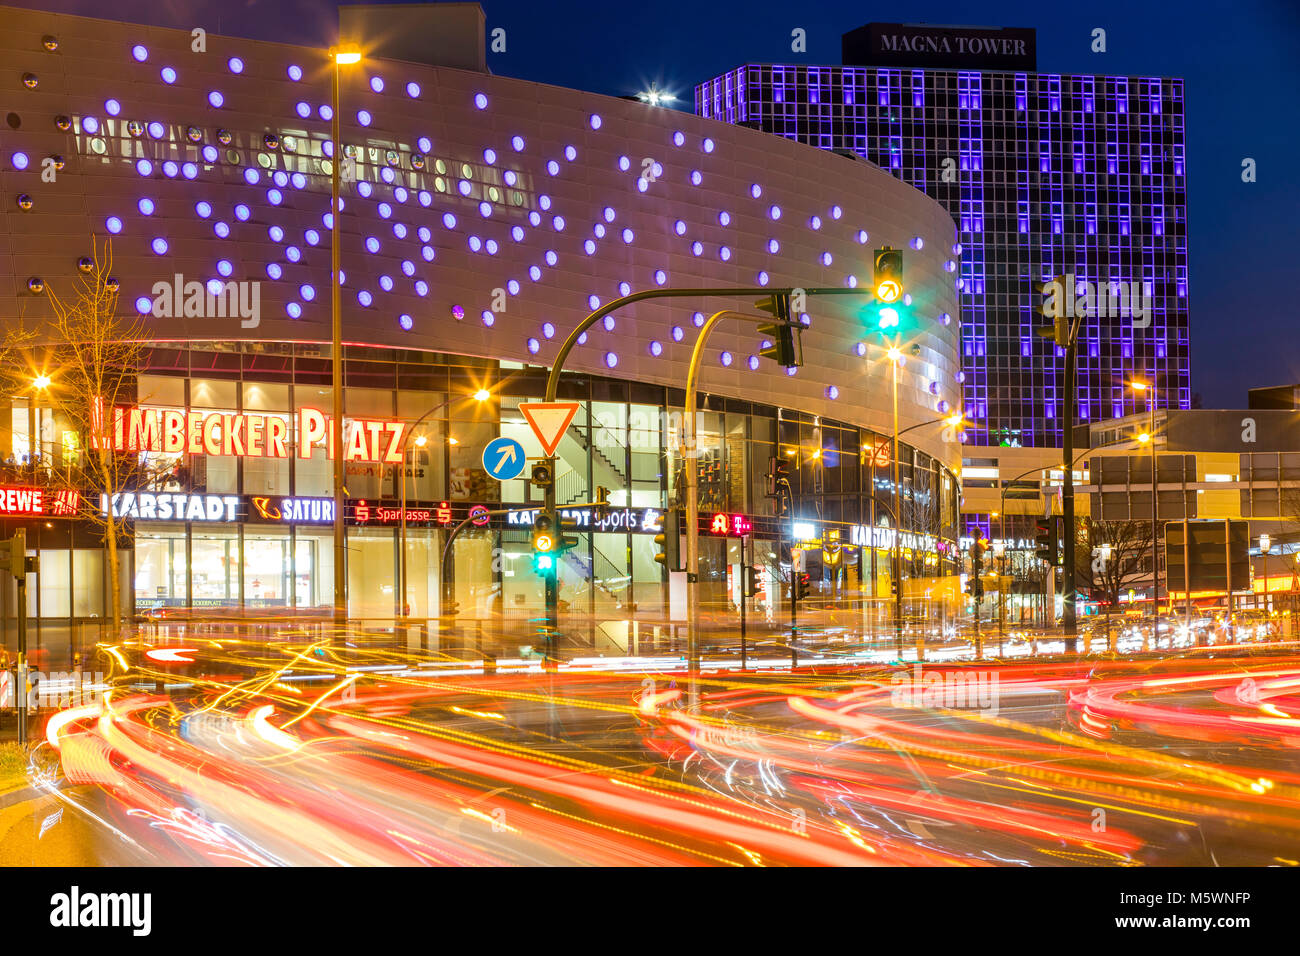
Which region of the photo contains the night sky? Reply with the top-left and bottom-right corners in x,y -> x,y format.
11,0 -> 1298,408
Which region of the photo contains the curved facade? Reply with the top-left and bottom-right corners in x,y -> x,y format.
0,6 -> 965,653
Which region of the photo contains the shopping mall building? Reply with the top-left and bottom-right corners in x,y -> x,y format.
0,4 -> 964,656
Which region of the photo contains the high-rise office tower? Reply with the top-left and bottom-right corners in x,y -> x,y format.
697,23 -> 1189,447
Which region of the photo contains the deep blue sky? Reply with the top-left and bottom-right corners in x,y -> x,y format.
15,0 -> 1299,406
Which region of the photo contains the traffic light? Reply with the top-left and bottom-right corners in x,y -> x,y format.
0,531 -> 31,580
794,572 -> 811,602
767,455 -> 792,516
744,566 -> 760,597
532,511 -> 558,573
873,248 -> 903,303
1034,517 -> 1059,565
530,460 -> 553,489
654,508 -> 680,571
755,293 -> 803,368
970,537 -> 987,576
1034,275 -> 1069,347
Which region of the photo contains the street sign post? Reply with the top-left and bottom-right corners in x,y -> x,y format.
0,531 -> 35,745
482,436 -> 526,481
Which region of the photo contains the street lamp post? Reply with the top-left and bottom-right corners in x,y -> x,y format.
329,46 -> 360,635
1134,381 -> 1158,646
888,346 -> 904,658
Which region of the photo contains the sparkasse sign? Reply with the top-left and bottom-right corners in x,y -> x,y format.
843,23 -> 1036,71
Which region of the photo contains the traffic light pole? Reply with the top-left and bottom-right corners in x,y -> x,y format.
1060,315 -> 1085,654
539,287 -> 874,680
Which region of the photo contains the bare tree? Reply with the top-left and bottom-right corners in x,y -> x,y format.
1073,516 -> 1153,608
42,238 -> 156,635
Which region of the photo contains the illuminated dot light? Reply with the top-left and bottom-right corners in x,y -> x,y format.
636,178 -> 648,194
151,237 -> 168,255
357,110 -> 371,127
702,138 -> 714,153
552,216 -> 565,231
673,131 -> 685,146
243,168 -> 259,185
288,65 -> 303,81
654,270 -> 667,285
511,225 -> 525,242
81,117 -> 99,134
451,304 -> 465,320
690,170 -> 702,185
542,322 -> 555,338
718,211 -> 731,226
588,295 -> 601,310
414,281 -> 428,296
545,250 -> 558,266
857,230 -> 869,243
442,213 -> 457,229
769,205 -> 781,220
590,114 -> 602,129
161,67 -> 177,84
485,238 -> 498,255
418,190 -> 432,206
672,326 -> 684,342
692,312 -> 705,327
481,310 -> 495,327
105,99 -> 121,116
208,91 -> 224,108
285,246 -> 301,262
604,352 -> 618,368
720,352 -> 732,367
457,180 -> 471,197
622,229 -> 634,243
468,236 -> 482,252
719,246 -> 731,261
747,356 -> 759,370
512,135 -> 525,151
358,290 -> 373,307
831,205 -> 843,219
269,225 -> 284,242
810,215 -> 822,230
418,136 -> 433,153
134,296 -> 151,313
135,159 -> 152,177
214,221 -> 230,238
758,271 -> 769,286
480,201 -> 492,218
603,315 -> 615,331
821,251 -> 832,265
786,367 -> 797,377
202,145 -> 217,163
267,189 -> 283,205
393,223 -> 407,239
228,57 -> 244,74
407,82 -> 420,98
826,386 -> 839,399
132,45 -> 148,62
578,332 -> 588,345
137,197 -> 155,215
474,92 -> 488,109
768,239 -> 780,254
528,211 -> 541,227
319,104 -> 332,120
507,279 -> 520,295
529,266 -> 542,281
855,342 -> 867,357
286,302 -> 302,319
649,341 -> 663,357
182,162 -> 198,179
369,75 -> 384,93
584,240 -> 596,255
399,314 -> 413,330
911,236 -> 924,250
216,259 -> 233,277
266,263 -> 282,279
618,281 -> 631,296
105,215 -> 123,234
366,237 -> 380,254
547,160 -> 560,176
618,155 -> 630,171
379,275 -> 394,292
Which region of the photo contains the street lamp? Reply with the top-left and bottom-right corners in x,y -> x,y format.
398,388 -> 491,620
1132,380 -> 1158,644
329,45 -> 361,634
28,374 -> 50,475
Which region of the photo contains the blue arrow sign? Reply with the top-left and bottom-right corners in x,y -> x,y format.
482,436 -> 526,481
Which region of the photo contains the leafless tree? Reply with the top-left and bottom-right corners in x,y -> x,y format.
42,238 -> 157,635
1073,516 -> 1153,608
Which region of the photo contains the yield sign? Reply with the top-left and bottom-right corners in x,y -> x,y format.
518,401 -> 580,457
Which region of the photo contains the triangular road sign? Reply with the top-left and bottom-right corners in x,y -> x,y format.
518,401 -> 580,457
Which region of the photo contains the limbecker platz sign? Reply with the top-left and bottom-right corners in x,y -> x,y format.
89,402 -> 407,464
